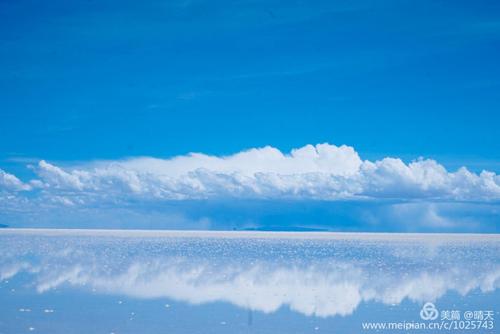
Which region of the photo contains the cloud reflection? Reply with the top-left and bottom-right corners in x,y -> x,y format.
1,233 -> 499,318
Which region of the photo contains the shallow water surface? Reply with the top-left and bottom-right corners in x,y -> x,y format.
0,230 -> 499,333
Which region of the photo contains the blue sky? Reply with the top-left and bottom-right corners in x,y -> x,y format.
1,0 -> 499,231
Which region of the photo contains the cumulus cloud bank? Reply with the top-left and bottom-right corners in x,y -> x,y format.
1,143 -> 499,207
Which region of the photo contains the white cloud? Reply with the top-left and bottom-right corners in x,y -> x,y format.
1,144 -> 499,213
31,144 -> 500,200
0,169 -> 31,192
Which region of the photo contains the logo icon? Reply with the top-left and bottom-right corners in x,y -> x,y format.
420,302 -> 439,320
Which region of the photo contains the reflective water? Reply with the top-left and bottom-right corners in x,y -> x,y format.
0,230 -> 499,333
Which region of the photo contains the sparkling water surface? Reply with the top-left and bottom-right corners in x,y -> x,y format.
0,230 -> 499,333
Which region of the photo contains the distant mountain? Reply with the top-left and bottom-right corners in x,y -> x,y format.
0,224 -> 8,228
241,226 -> 330,232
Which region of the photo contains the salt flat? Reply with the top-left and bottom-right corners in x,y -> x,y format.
0,227 -> 498,241
1,227 -> 499,333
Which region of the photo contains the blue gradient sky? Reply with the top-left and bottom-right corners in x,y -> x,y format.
1,1 -> 500,232
1,0 -> 500,170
